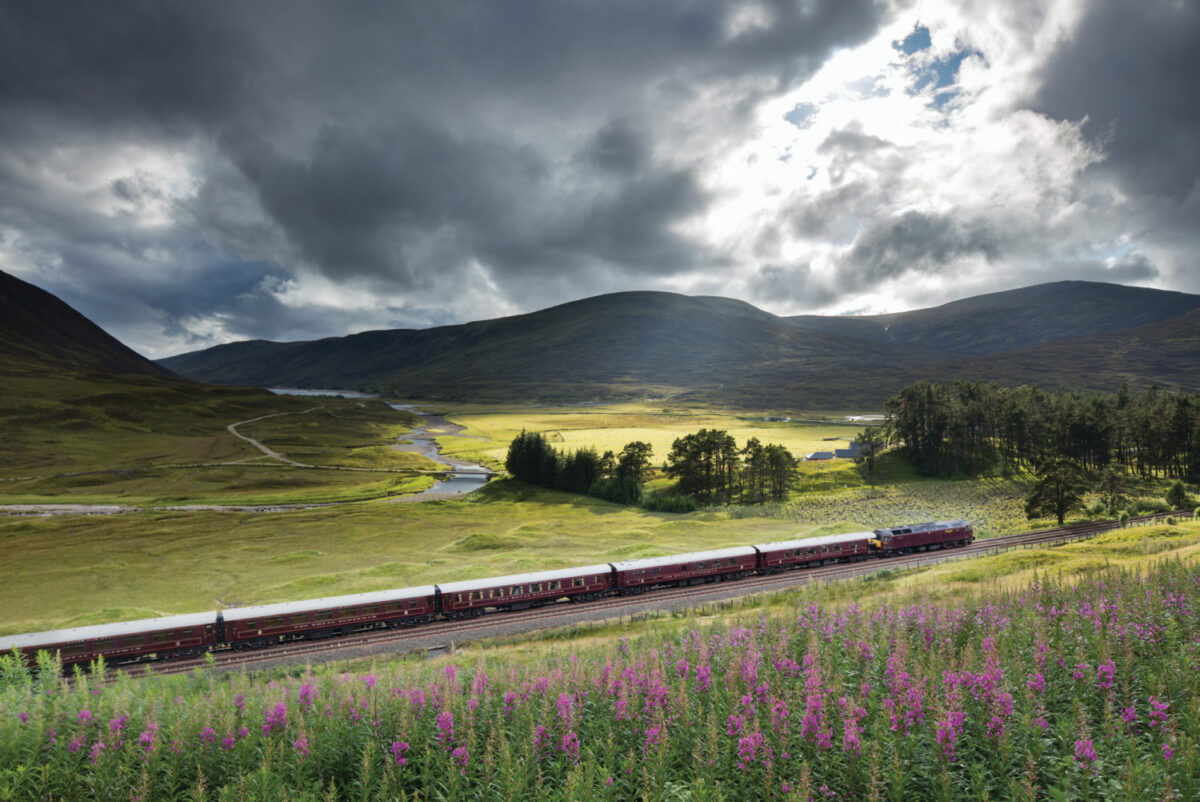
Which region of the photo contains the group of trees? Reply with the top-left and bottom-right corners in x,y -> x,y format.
664,429 -> 797,504
886,380 -> 1200,480
1023,458 -> 1195,525
505,428 -> 799,508
504,430 -> 653,505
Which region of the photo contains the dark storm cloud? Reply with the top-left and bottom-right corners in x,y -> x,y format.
0,0 -> 889,351
842,211 -> 1000,286
747,262 -> 839,307
1031,0 -> 1200,205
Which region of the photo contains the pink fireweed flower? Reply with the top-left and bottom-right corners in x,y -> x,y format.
643,725 -> 663,754
298,683 -> 316,710
18,713 -> 28,724
293,736 -> 309,759
935,711 -> 967,761
88,741 -> 105,765
200,726 -> 217,745
986,715 -> 1005,740
233,692 -> 246,713
675,658 -> 689,678
696,662 -> 712,693
1121,706 -> 1137,727
1149,696 -> 1169,729
736,731 -> 773,770
444,664 -> 457,683
221,735 -> 235,751
1074,738 -> 1098,773
436,710 -> 454,746
1026,672 -> 1045,694
108,714 -> 129,735
556,692 -> 574,724
1097,660 -> 1116,690
1073,662 -> 1088,681
1163,743 -> 1174,761
237,726 -> 249,739
726,714 -> 744,735
363,674 -> 377,689
68,736 -> 85,754
561,731 -> 580,763
391,740 -> 409,766
1032,717 -> 1048,733
262,702 -> 288,734
451,745 -> 469,771
138,723 -> 158,755
77,710 -> 93,724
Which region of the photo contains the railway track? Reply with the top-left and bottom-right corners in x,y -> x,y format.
108,509 -> 1196,680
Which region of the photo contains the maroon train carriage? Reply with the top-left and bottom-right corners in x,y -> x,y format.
870,519 -> 974,555
0,612 -> 218,669
220,585 -> 437,649
754,532 -> 873,573
611,546 -> 758,594
437,565 -> 614,618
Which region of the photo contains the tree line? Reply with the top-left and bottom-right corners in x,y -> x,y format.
505,428 -> 799,509
885,380 -> 1200,480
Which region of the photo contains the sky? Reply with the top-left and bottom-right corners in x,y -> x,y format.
1,0 -> 1197,358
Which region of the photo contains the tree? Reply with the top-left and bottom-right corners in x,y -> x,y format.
664,429 -> 739,504
1096,460 -> 1128,515
762,443 -> 797,502
615,441 -> 654,483
1024,457 -> 1089,525
505,430 -> 557,485
854,427 -> 886,483
1166,479 -> 1191,510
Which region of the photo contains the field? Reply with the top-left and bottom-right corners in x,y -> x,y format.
3,521 -> 1197,800
422,403 -> 869,469
0,384 -> 442,506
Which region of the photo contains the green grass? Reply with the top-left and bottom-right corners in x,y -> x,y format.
0,481 -> 840,635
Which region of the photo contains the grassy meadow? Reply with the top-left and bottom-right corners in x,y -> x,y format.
3,522 -> 1197,801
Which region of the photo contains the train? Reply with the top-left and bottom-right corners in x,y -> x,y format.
0,520 -> 972,670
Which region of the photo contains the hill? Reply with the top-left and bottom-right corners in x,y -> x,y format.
162,282 -> 1200,407
160,291 -> 946,402
0,269 -> 175,379
787,280 -> 1200,356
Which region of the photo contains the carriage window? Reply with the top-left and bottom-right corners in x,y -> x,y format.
151,632 -> 174,644
469,591 -> 483,601
290,615 -> 308,625
456,594 -> 463,602
409,600 -> 422,609
315,611 -> 334,621
386,602 -> 403,612
550,580 -> 561,590
511,586 -> 523,596
340,609 -> 357,618
727,558 -> 737,566
531,583 -> 542,592
243,620 -> 256,629
267,617 -> 285,628
62,643 -> 87,656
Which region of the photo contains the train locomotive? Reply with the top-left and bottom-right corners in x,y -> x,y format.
0,520 -> 972,670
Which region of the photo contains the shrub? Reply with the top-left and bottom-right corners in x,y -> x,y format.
640,490 -> 698,513
1118,511 -> 1130,525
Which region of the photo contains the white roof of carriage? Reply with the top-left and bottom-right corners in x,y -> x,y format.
0,611 -> 217,651
753,531 -> 875,551
221,585 -> 436,623
437,565 -> 613,595
610,546 -> 757,572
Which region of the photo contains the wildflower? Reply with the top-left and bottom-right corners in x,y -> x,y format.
233,692 -> 246,713
391,740 -> 409,766
68,736 -> 85,754
1149,696 -> 1169,729
444,664 -> 457,683
1074,738 -> 1098,773
471,669 -> 489,694
452,745 -> 469,771
561,731 -> 580,763
1026,672 -> 1045,694
1163,743 -> 1174,761
221,735 -> 235,750
1032,716 -> 1049,733
293,736 -> 309,759
298,683 -> 316,710
436,710 -> 454,746
200,726 -> 217,745
605,776 -> 614,787
237,726 -> 249,739
1097,660 -> 1115,690
675,658 -> 689,678
643,725 -> 663,754
77,710 -> 93,724
726,714 -> 744,735
138,723 -> 158,755
986,715 -> 1005,740
363,674 -> 377,689
89,741 -> 106,765
533,724 -> 548,757
1120,705 -> 1137,727
1073,661 -> 1088,681
18,713 -> 28,724
556,692 -> 574,724
935,711 -> 967,761
736,731 -> 773,770
262,702 -> 288,734
108,714 -> 129,736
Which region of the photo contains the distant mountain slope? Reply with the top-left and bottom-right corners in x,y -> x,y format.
0,269 -> 174,378
161,291 -> 945,401
788,281 -> 1200,356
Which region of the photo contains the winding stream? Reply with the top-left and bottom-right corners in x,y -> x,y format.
387,403 -> 492,498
